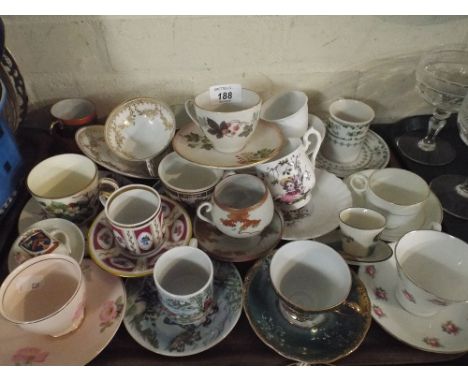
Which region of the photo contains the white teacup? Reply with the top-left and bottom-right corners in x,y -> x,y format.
270,240 -> 352,327
185,88 -> 262,153
255,136 -> 317,211
196,174 -> 274,238
153,245 -> 214,324
394,230 -> 468,317
339,207 -> 386,258
0,254 -> 86,337
348,168 -> 430,230
158,152 -> 224,207
322,99 -> 375,163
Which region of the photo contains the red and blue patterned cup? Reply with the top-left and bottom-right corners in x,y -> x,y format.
104,184 -> 165,256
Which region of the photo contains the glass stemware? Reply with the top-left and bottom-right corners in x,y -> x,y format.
429,93 -> 468,219
397,45 -> 468,166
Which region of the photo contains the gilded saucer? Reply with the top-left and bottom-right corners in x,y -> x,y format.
244,255 -> 371,364
124,261 -> 242,357
0,260 -> 125,365
316,130 -> 390,178
359,253 -> 468,353
172,121 -> 284,170
88,196 -> 192,278
194,209 -> 284,262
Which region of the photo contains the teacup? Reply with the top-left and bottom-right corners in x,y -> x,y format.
14,227 -> 70,265
270,240 -> 352,327
255,136 -> 316,211
196,174 -> 274,238
0,254 -> 86,337
185,88 -> 262,153
322,99 -> 375,163
339,207 -> 386,258
50,98 -> 96,139
158,152 -> 224,207
394,230 -> 468,317
104,184 -> 165,256
348,168 -> 430,230
153,245 -> 214,324
27,154 -> 119,225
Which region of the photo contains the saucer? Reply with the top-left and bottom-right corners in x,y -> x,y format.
172,121 -> 284,170
244,255 -> 371,364
344,169 -> 443,242
88,195 -> 192,278
316,130 -> 390,178
0,259 -> 125,365
124,260 -> 242,357
194,209 -> 284,262
359,253 -> 468,353
8,218 -> 85,272
282,169 -> 352,240
316,230 -> 393,266
76,125 -> 159,179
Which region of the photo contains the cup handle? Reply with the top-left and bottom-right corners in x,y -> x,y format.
303,128 -> 323,162
348,173 -> 369,196
184,99 -> 198,125
429,222 -> 442,232
98,177 -> 120,207
188,238 -> 198,248
49,120 -> 63,135
196,202 -> 215,226
49,229 -> 71,253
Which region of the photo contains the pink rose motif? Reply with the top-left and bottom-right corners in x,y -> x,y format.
423,337 -> 443,348
365,265 -> 376,279
372,305 -> 385,318
442,321 -> 461,335
12,347 -> 49,365
402,289 -> 416,303
374,287 -> 387,301
73,301 -> 86,322
100,300 -> 118,323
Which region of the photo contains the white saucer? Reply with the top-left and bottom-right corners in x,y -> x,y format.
8,218 -> 85,272
0,260 -> 125,365
359,252 -> 468,353
343,169 -> 443,242
316,130 -> 390,178
172,121 -> 285,170
124,261 -> 242,357
76,125 -> 160,179
282,169 -> 352,240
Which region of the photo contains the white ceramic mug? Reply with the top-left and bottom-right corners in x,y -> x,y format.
255,136 -> 317,211
339,207 -> 386,258
185,88 -> 262,153
158,152 -> 224,206
0,254 -> 86,337
322,99 -> 375,163
348,168 -> 430,230
270,240 -> 352,326
104,184 -> 165,256
394,230 -> 468,317
27,154 -> 119,225
196,174 -> 274,238
153,245 -> 214,324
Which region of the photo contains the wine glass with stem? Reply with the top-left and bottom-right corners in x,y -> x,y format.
429,92 -> 468,219
397,45 -> 468,166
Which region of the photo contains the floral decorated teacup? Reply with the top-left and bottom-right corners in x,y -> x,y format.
27,154 -> 119,225
185,88 -> 262,153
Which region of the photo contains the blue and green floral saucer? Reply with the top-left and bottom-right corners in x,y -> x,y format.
123,261 -> 242,356
243,255 -> 371,364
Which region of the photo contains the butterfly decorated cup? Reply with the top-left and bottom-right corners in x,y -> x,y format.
185,88 -> 262,153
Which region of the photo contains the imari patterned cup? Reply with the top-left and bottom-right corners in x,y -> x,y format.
394,230 -> 468,317
0,254 -> 86,337
322,99 -> 375,163
104,184 -> 165,256
153,246 -> 214,324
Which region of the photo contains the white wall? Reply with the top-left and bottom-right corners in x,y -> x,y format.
3,15 -> 468,123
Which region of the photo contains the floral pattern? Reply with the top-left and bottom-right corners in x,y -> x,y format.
365,265 -> 376,279
99,296 -> 125,332
11,347 -> 49,365
402,289 -> 416,304
183,132 -> 214,150
442,321 -> 461,335
220,209 -> 261,236
374,287 -> 387,301
236,148 -> 276,165
423,337 -> 443,348
205,118 -> 254,139
372,305 -> 385,318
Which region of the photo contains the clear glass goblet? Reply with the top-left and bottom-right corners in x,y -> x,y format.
397,45 -> 468,166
